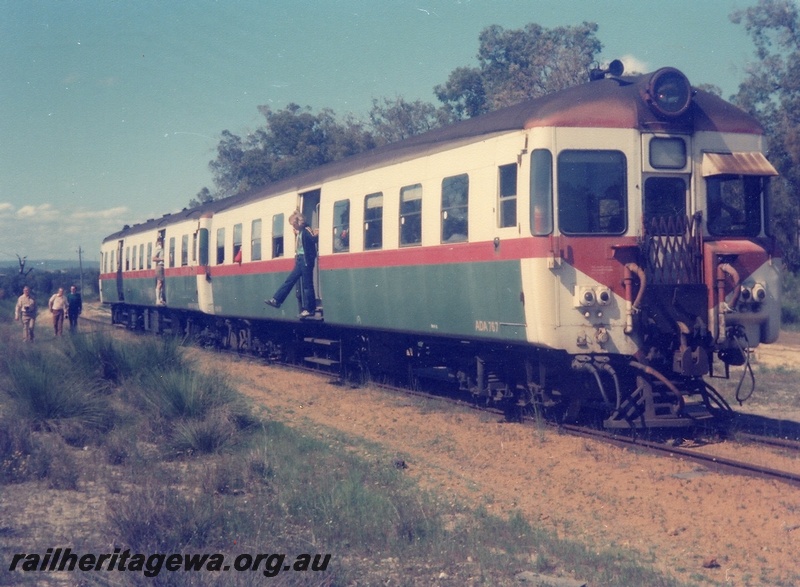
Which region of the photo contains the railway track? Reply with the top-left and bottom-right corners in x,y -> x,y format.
555,424 -> 800,488
81,311 -> 800,488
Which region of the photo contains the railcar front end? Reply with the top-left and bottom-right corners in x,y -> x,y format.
517,66 -> 781,428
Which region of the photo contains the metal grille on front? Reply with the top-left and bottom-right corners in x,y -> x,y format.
642,215 -> 703,285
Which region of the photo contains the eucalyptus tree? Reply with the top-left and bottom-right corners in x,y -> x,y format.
732,0 -> 800,270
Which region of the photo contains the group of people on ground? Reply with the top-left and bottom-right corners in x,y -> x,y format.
14,285 -> 83,342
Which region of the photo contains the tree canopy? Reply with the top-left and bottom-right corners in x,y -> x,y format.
195,7 -> 798,275
732,0 -> 800,269
435,22 -> 602,117
199,21 -> 602,204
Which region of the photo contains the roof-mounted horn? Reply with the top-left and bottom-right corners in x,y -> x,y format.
589,59 -> 624,81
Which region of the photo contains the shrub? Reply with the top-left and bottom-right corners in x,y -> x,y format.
64,331 -> 186,385
167,408 -> 241,456
2,346 -> 112,440
0,417 -> 78,488
134,368 -> 248,422
108,485 -> 240,552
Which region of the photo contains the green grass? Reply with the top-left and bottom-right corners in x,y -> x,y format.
0,318 -> 705,586
1,345 -> 112,442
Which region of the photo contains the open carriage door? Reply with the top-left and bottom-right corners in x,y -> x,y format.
196,213 -> 214,314
300,189 -> 321,309
116,239 -> 125,301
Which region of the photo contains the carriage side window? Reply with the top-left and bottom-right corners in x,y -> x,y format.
169,237 -> 176,268
364,192 -> 383,250
125,247 -> 130,271
216,228 -> 225,265
441,173 -> 469,243
498,164 -> 517,228
272,214 -> 284,258
138,244 -> 144,270
530,149 -> 554,235
400,184 -> 422,246
111,251 -> 116,272
233,223 -> 243,262
192,232 -> 198,262
333,199 -> 350,253
707,175 -> 764,237
132,246 -> 137,271
147,243 -> 152,269
181,234 -> 189,266
251,219 -> 262,261
558,150 -> 626,235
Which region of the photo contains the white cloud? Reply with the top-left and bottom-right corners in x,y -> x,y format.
70,206 -> 129,220
17,203 -> 59,221
0,203 -> 131,260
618,55 -> 649,76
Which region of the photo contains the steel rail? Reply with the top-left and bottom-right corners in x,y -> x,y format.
557,424 -> 800,487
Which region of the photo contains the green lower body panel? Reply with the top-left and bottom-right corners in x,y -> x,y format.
121,260 -> 528,343
321,260 -> 527,341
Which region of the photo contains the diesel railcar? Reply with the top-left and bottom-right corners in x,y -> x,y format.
100,63 -> 781,429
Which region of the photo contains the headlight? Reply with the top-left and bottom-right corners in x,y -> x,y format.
644,68 -> 692,118
595,287 -> 612,306
576,286 -> 596,307
752,283 -> 767,302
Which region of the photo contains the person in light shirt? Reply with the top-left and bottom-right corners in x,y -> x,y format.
48,287 -> 67,336
14,285 -> 37,342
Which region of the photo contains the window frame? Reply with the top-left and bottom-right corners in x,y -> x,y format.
333,199 -> 350,253
399,184 -> 422,247
272,214 -> 284,259
181,234 -> 189,266
364,192 -> 384,250
498,163 -> 517,228
251,219 -> 262,261
441,173 -> 469,243
216,228 -> 225,265
557,149 -> 627,236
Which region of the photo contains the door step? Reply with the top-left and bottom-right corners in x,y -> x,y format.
303,337 -> 341,370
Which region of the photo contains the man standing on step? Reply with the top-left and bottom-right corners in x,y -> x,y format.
265,210 -> 318,318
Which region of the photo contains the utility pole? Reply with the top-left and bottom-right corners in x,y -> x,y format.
77,246 -> 84,293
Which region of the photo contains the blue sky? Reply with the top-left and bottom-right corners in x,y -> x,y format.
1,0 -> 758,261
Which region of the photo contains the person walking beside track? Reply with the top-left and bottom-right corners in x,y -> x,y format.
66,285 -> 83,333
14,285 -> 37,342
48,287 -> 67,336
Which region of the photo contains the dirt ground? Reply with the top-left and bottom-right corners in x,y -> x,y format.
3,312 -> 800,586
207,333 -> 800,587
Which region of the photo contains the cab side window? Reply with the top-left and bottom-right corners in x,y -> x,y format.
558,150 -> 626,235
